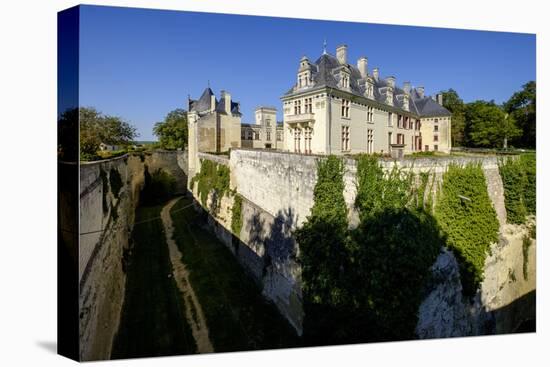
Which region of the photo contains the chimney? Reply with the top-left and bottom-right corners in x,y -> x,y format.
403,81 -> 411,95
436,93 -> 444,106
336,44 -> 348,65
417,86 -> 425,98
372,67 -> 379,81
357,56 -> 368,78
221,90 -> 231,114
386,76 -> 396,89
210,94 -> 216,112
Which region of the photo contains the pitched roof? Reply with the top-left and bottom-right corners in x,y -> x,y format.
283,52 -> 451,118
189,87 -> 242,116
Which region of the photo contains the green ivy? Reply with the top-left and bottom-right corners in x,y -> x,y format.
354,154 -> 413,221
499,158 -> 528,224
435,163 -> 499,297
520,154 -> 536,215
299,154 -> 442,343
231,194 -> 243,236
191,159 -> 230,210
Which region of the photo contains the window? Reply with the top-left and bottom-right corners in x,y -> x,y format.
341,74 -> 350,88
434,145 -> 438,151
305,98 -> 313,113
388,112 -> 393,127
341,99 -> 350,118
367,106 -> 374,123
388,132 -> 393,151
266,131 -> 271,141
398,115 -> 403,128
404,116 -> 409,129
294,129 -> 301,153
276,131 -> 282,141
397,133 -> 404,145
434,125 -> 439,132
434,134 -> 439,142
341,126 -> 350,151
366,83 -> 374,98
367,129 -> 374,153
416,119 -> 421,130
266,118 -> 271,127
304,127 -> 312,154
294,100 -> 302,115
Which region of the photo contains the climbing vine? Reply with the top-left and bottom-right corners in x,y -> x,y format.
435,163 -> 499,297
190,159 -> 230,210
298,154 -> 443,344
231,194 -> 243,236
499,154 -> 536,224
354,154 -> 413,221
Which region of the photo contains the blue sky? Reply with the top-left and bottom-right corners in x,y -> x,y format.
78,5 -> 536,141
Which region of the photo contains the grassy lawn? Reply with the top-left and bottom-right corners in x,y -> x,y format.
111,204 -> 196,359
170,197 -> 301,353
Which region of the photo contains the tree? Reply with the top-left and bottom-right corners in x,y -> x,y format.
504,81 -> 536,148
153,109 -> 188,150
464,101 -> 520,148
79,107 -> 137,156
440,89 -> 466,146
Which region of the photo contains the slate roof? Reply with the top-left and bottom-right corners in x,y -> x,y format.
189,87 -> 242,116
283,53 -> 451,118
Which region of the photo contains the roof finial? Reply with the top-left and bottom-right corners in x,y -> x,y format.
207,79 -> 210,88
323,38 -> 327,55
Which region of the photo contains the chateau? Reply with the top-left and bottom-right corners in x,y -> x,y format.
282,44 -> 451,156
187,44 -> 451,160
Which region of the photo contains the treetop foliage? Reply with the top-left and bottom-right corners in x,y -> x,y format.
440,81 -> 535,149
79,106 -> 137,157
153,108 -> 188,150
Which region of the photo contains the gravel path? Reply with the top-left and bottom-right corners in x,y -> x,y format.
161,197 -> 214,353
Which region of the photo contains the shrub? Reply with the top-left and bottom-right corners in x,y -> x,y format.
435,163 -> 499,297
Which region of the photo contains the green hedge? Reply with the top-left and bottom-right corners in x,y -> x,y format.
435,163 -> 499,297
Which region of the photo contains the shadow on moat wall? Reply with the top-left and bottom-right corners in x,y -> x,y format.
194,192 -> 537,345
196,192 -> 303,333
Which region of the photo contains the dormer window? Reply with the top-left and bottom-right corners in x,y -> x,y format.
366,82 -> 374,98
403,95 -> 410,111
386,89 -> 393,105
340,73 -> 350,89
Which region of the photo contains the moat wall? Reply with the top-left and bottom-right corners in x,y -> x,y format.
78,150 -> 187,361
191,148 -> 535,337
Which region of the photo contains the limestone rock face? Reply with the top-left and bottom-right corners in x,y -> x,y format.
416,249 -> 472,338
